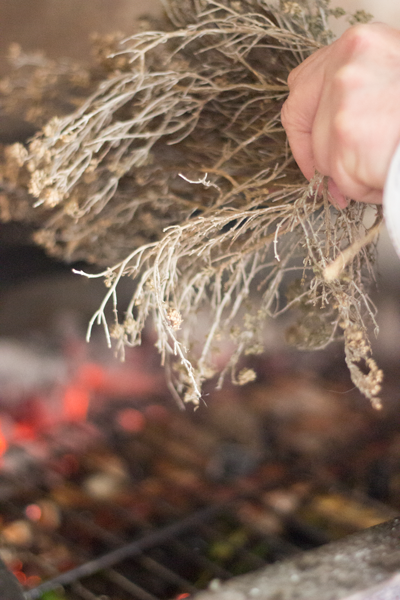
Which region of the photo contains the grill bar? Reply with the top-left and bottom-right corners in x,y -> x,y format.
25,503 -> 222,599
70,581 -> 104,600
104,569 -> 160,600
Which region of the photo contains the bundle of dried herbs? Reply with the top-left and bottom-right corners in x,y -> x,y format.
0,0 -> 382,407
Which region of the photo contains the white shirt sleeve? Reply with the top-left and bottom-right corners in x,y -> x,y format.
383,140 -> 400,259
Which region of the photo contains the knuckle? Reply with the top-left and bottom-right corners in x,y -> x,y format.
329,167 -> 350,199
287,67 -> 299,89
340,24 -> 375,56
333,110 -> 354,145
332,64 -> 364,92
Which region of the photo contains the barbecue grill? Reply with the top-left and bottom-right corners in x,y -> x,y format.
0,383 -> 398,600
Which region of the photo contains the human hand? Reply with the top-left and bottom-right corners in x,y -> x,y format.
281,23 -> 400,207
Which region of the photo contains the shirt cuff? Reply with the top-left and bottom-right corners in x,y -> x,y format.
383,140 -> 400,259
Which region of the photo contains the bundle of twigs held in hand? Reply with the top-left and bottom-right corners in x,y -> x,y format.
0,0 -> 382,407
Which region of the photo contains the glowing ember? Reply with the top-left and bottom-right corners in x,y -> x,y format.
77,362 -> 105,390
0,420 -> 8,457
10,562 -> 41,589
13,422 -> 38,442
13,569 -> 26,585
62,385 -> 90,422
25,504 -> 42,521
116,408 -> 146,433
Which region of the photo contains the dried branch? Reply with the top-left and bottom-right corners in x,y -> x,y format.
0,0 -> 382,406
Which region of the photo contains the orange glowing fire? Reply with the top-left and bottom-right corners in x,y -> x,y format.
0,421 -> 7,458
0,352 -> 161,459
62,384 -> 90,422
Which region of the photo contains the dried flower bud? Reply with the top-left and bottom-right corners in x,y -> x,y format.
43,187 -> 63,208
282,2 -> 303,16
29,170 -> 48,197
43,116 -> 62,138
237,368 -> 257,386
166,307 -> 183,330
5,143 -> 28,167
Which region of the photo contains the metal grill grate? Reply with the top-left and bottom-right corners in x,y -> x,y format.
22,499 -> 326,600
0,393 -> 395,600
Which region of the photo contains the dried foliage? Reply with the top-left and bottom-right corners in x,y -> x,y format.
0,0 -> 382,407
